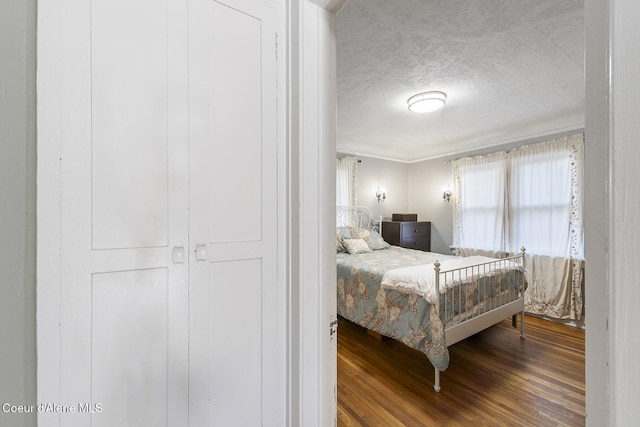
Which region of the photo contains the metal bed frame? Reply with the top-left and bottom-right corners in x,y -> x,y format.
336,205 -> 381,232
433,250 -> 526,391
336,206 -> 526,392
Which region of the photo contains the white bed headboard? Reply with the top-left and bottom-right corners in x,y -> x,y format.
336,205 -> 381,232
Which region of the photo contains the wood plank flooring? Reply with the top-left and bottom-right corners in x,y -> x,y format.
337,315 -> 585,427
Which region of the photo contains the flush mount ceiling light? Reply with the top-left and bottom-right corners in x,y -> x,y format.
407,91 -> 447,113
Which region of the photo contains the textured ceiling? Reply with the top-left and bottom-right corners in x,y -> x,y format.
336,0 -> 585,162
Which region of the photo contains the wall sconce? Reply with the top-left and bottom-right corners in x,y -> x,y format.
376,187 -> 386,203
442,187 -> 453,202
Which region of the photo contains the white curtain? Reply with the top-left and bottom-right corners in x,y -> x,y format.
453,134 -> 584,319
508,137 -> 584,260
453,152 -> 508,253
336,156 -> 358,226
336,156 -> 358,206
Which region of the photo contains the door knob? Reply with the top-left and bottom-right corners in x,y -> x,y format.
172,246 -> 185,264
195,244 -> 208,261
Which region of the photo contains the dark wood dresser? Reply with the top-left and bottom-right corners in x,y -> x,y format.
381,221 -> 431,252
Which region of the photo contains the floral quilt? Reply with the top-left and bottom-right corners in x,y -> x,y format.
337,246 -> 456,370
337,246 -> 526,371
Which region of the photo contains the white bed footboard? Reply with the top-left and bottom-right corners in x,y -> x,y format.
432,247 -> 527,392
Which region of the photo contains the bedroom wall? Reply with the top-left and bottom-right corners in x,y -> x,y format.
340,154 -> 410,222
0,0 -> 37,426
408,158 -> 454,254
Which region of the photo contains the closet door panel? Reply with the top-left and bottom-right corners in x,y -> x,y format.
41,0 -> 190,425
91,0 -> 169,249
188,0 -> 280,425
189,0 -> 265,244
91,268 -> 169,427
209,259 -> 262,426
206,2 -> 263,243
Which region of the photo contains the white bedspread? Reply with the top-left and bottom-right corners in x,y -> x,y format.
381,255 -> 520,304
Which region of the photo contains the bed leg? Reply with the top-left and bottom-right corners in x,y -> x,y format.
520,310 -> 526,340
434,368 -> 441,392
511,314 -> 517,328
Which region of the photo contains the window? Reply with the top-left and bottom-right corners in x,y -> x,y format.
453,134 -> 585,320
453,134 -> 584,259
508,150 -> 582,258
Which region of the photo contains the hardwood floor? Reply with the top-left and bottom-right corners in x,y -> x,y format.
337,315 -> 585,426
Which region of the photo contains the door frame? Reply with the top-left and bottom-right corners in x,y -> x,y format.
286,0 -> 348,425
295,1 -> 635,426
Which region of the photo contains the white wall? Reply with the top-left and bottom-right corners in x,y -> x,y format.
0,0 -> 37,426
342,154 -> 451,253
408,158 -> 454,254
344,154 -> 410,221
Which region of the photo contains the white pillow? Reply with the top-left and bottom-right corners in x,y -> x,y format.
343,238 -> 372,254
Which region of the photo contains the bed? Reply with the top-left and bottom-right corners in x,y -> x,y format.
336,206 -> 527,392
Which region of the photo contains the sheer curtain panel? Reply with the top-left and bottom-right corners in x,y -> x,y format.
509,136 -> 584,319
453,152 -> 508,254
453,134 -> 585,319
336,156 -> 358,226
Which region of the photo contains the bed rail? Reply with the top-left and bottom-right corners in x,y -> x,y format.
432,247 -> 527,392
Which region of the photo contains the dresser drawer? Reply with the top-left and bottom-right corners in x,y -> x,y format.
400,222 -> 429,239
400,236 -> 430,251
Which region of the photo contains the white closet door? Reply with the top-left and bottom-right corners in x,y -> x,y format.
187,0 -> 280,425
42,0 -> 190,425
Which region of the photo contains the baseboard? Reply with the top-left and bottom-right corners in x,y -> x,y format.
527,313 -> 585,329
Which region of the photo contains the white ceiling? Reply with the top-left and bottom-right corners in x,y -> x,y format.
336,0 -> 585,162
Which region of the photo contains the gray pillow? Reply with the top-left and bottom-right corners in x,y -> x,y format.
366,230 -> 389,250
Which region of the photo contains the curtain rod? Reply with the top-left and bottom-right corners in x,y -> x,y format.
336,155 -> 361,163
